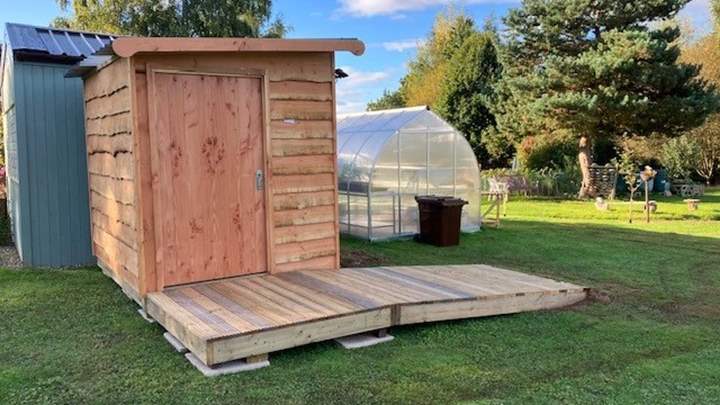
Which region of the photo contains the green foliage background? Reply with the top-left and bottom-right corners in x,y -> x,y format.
53,0 -> 288,37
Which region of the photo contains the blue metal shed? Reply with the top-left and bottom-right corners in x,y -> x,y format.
1,23 -> 115,266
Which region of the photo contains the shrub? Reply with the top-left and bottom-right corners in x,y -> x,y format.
517,135 -> 577,171
661,135 -> 701,181
525,156 -> 582,197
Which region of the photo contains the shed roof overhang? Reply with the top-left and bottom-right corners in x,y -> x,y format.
66,37 -> 365,77
110,37 -> 365,57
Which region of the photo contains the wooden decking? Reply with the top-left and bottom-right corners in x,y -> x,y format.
146,265 -> 587,367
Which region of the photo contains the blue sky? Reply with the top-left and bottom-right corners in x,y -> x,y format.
1,0 -> 714,113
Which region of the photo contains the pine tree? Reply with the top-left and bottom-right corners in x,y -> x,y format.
496,0 -> 719,197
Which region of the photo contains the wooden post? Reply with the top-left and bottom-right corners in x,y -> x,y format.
374,328 -> 388,338
644,180 -> 650,223
495,194 -> 501,228
245,353 -> 269,364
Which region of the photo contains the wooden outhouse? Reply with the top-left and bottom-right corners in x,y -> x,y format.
73,37 -> 364,303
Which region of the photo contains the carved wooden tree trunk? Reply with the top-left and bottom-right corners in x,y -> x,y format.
578,136 -> 595,198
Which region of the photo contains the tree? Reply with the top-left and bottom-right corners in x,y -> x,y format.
692,120 -> 720,184
496,0 -> 719,198
435,32 -> 502,164
681,30 -> 720,185
617,152 -> 643,223
367,88 -> 405,111
53,0 -> 288,37
401,9 -> 477,108
661,135 -> 701,181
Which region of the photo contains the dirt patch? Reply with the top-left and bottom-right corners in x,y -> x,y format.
0,245 -> 21,268
557,288 -> 612,311
586,288 -> 612,304
340,249 -> 384,268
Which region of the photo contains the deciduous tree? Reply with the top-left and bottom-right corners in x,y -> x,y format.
367,88 -> 405,111
681,28 -> 720,185
386,8 -> 478,109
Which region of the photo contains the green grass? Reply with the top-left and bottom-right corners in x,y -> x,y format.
1,190 -> 719,404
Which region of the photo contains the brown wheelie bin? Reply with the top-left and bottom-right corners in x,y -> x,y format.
414,196 -> 468,247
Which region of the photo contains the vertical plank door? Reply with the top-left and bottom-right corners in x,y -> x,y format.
149,72 -> 267,288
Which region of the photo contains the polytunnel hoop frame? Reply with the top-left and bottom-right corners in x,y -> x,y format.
337,107 -> 482,241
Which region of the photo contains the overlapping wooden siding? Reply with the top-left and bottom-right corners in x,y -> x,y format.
84,58 -> 140,300
132,53 -> 339,276
268,77 -> 337,272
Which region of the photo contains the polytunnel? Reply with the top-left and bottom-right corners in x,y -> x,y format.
337,106 -> 482,241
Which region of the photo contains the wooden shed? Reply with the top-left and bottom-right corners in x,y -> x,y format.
70,37 -> 587,371
73,37 -> 364,303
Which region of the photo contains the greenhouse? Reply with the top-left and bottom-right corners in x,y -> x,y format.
337,106 -> 482,241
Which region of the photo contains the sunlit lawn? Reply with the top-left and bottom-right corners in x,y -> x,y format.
1,190 -> 718,404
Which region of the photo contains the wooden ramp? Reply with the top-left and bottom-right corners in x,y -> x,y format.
146,265 -> 587,367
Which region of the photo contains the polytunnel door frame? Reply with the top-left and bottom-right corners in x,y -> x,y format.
393,128 -> 459,237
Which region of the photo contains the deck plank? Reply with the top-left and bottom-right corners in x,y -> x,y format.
276,271 -> 380,309
220,282 -> 315,327
195,284 -> 277,329
473,265 -> 579,290
260,275 -> 361,313
241,278 -> 336,318
164,289 -> 242,335
146,265 -> 587,367
312,270 -> 417,304
338,270 -> 434,302
423,265 -> 552,294
352,267 -> 467,301
364,267 -> 475,299
388,267 -> 515,296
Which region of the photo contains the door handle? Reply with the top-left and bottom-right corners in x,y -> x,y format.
256,169 -> 264,191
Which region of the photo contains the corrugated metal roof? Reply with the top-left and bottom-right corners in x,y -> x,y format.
4,22 -> 115,63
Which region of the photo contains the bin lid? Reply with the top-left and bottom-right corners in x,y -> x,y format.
415,195 -> 468,206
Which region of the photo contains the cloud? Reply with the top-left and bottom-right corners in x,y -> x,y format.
336,66 -> 395,114
336,101 -> 369,115
336,0 -> 517,17
337,66 -> 390,88
679,0 -> 713,36
381,38 -> 426,52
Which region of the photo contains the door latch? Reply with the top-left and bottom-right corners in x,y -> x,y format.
256,169 -> 264,191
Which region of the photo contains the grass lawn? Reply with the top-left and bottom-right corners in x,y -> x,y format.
1,190 -> 719,404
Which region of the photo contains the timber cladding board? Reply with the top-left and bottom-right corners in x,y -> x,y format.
84,51 -> 341,299
263,58 -> 337,271
84,58 -> 140,296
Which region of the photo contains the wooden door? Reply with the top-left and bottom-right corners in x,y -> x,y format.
149,71 -> 267,288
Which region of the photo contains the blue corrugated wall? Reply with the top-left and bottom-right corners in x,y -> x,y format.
6,61 -> 94,266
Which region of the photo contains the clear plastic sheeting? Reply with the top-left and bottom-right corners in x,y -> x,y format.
337,106 -> 481,240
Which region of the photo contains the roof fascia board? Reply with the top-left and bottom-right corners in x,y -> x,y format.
111,37 -> 365,57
